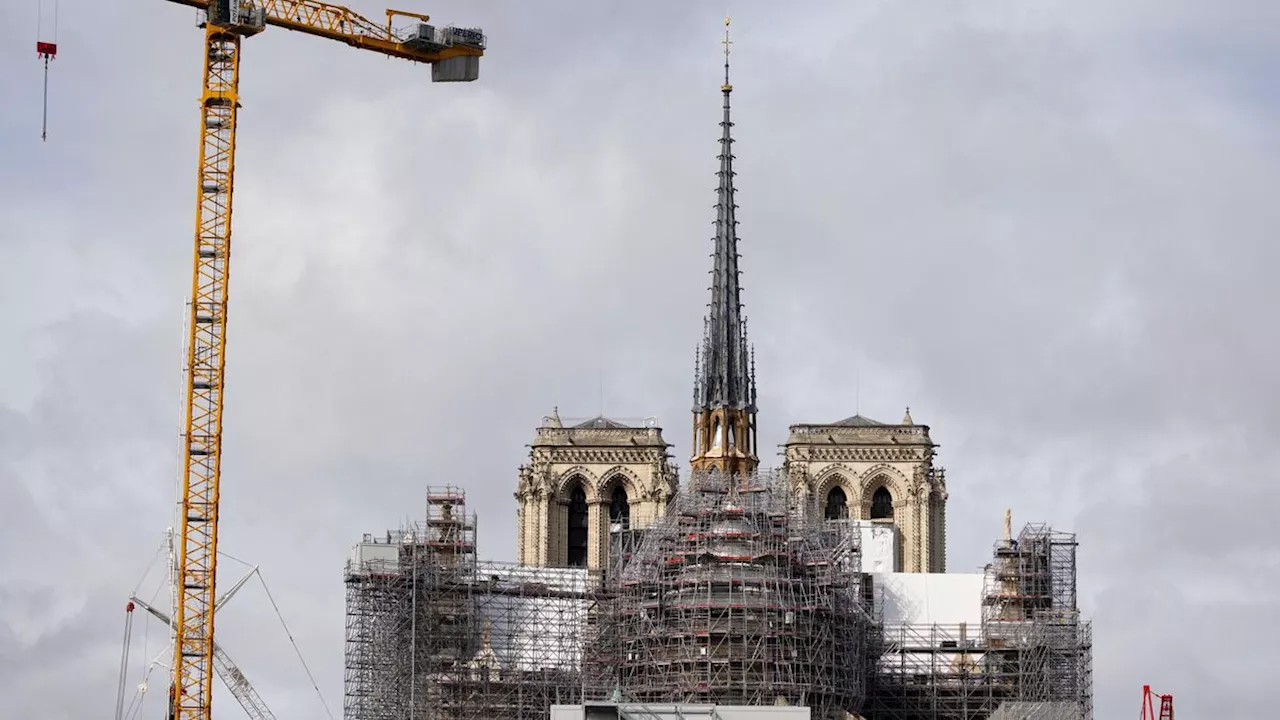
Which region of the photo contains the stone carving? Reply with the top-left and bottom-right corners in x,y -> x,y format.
597,466 -> 643,498
804,447 -> 924,462
543,449 -> 667,465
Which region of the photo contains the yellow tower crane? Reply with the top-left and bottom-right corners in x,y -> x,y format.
157,2 -> 484,719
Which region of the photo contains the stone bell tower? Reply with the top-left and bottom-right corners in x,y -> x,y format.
782,408 -> 949,573
515,408 -> 678,570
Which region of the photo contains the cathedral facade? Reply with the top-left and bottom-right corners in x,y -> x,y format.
514,38 -> 947,575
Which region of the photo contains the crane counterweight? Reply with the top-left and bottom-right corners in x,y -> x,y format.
207,0 -> 267,35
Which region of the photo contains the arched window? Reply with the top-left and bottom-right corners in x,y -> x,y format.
567,484 -> 589,567
824,486 -> 849,520
712,420 -> 723,450
871,486 -> 894,521
609,485 -> 630,529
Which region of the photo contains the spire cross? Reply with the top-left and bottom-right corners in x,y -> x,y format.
721,16 -> 733,91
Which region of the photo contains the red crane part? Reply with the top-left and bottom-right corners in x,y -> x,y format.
1141,684 -> 1174,720
36,39 -> 56,141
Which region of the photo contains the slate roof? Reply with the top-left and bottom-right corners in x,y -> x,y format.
572,416 -> 635,430
831,414 -> 886,427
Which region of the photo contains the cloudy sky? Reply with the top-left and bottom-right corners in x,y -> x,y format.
2,0 -> 1276,717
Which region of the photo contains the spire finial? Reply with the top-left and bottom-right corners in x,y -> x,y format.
721,16 -> 733,92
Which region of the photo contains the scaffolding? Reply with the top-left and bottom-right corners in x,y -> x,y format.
595,469 -> 868,719
344,485 -> 1091,720
863,524 -> 1093,720
343,486 -> 610,720
607,524 -> 646,580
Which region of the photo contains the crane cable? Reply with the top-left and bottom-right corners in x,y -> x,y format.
115,602 -> 136,720
120,541 -> 337,720
258,573 -> 337,720
122,580 -> 167,720
117,534 -> 173,720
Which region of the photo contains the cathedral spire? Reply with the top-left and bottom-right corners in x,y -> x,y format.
691,17 -> 758,476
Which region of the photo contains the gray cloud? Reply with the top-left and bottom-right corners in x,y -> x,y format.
2,0 -> 1274,717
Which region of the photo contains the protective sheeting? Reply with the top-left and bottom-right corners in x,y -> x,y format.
847,520 -> 898,572
348,541 -> 399,575
474,595 -> 589,672
871,571 -> 984,626
473,564 -> 592,673
988,701 -> 1086,720
818,519 -> 897,571
550,705 -> 811,720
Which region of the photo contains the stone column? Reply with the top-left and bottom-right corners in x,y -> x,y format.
535,492 -> 545,566
588,500 -> 606,570
516,502 -> 527,565
916,489 -> 929,574
545,495 -> 561,567
930,490 -> 948,573
891,498 -> 907,572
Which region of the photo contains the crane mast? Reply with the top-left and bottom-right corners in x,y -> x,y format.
163,2 -> 483,719
171,21 -> 244,720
